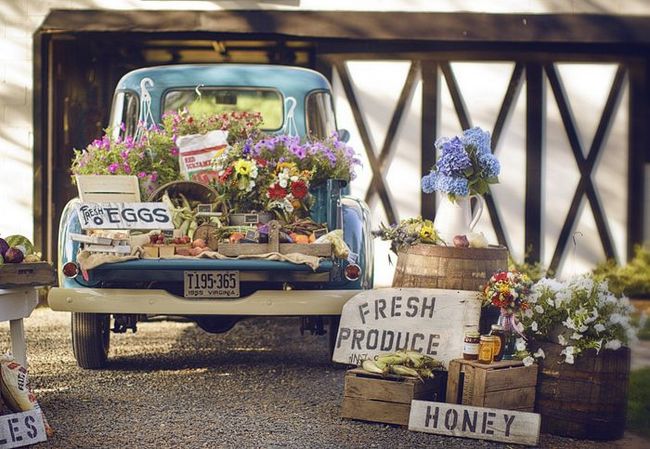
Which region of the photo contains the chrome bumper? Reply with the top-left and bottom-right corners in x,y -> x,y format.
48,287 -> 357,316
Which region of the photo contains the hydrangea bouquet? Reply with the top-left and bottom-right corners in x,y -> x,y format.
421,127 -> 500,200
520,274 -> 640,364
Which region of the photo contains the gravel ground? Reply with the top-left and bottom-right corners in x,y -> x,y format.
0,308 -> 647,449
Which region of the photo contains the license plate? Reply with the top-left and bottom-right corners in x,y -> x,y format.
183,271 -> 240,299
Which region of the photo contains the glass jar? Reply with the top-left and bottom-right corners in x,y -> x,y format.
497,313 -> 517,360
478,335 -> 495,364
463,331 -> 480,360
489,324 -> 505,361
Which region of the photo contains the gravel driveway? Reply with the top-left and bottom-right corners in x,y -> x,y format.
0,307 -> 646,449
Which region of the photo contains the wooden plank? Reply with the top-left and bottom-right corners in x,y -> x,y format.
446,359 -> 462,404
75,175 -> 140,202
471,365 -> 488,407
0,262 -> 56,288
484,365 -> 538,391
341,396 -> 411,426
483,387 -> 536,410
345,373 -> 416,404
420,60 -> 439,220
69,233 -> 113,245
524,63 -> 544,264
0,410 -> 47,448
409,400 -> 541,446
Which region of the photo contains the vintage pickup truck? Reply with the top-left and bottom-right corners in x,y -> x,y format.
48,64 -> 374,368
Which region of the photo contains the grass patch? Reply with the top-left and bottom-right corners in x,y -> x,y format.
628,368 -> 650,437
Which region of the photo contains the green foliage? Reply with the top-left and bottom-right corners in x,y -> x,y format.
372,217 -> 441,254
593,244 -> 650,296
628,368 -> 650,437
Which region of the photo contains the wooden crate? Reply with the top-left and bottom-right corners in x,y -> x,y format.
217,220 -> 332,257
446,359 -> 537,412
341,368 -> 446,426
0,262 -> 56,288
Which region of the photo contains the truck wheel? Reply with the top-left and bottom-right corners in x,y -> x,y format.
72,313 -> 110,369
328,316 -> 341,357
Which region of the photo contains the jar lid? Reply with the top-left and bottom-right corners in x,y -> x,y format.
464,331 -> 480,338
491,324 -> 504,330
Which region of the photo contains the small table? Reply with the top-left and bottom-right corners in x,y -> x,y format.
0,288 -> 39,367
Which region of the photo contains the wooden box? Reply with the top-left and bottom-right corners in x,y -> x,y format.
0,262 -> 56,288
446,359 -> 537,412
142,245 -> 159,259
341,368 -> 446,426
217,220 -> 332,257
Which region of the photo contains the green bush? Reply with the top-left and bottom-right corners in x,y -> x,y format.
628,368 -> 650,437
593,244 -> 650,297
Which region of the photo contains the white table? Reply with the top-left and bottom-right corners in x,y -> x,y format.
0,288 -> 39,368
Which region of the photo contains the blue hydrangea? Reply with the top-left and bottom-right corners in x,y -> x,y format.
434,174 -> 469,197
421,172 -> 438,193
437,137 -> 471,176
461,127 -> 492,153
478,151 -> 501,177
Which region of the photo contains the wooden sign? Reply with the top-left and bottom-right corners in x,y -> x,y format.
0,410 -> 47,448
332,288 -> 481,367
409,401 -> 540,446
76,202 -> 173,230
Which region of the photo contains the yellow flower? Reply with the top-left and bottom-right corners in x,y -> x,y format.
234,159 -> 254,176
419,225 -> 436,242
276,161 -> 298,175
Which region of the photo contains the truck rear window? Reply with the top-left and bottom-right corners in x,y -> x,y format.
163,88 -> 284,130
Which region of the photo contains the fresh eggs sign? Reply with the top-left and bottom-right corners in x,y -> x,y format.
332,288 -> 481,367
76,203 -> 174,230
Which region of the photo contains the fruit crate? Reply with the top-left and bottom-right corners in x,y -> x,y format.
340,368 -> 447,426
0,263 -> 56,289
446,359 -> 537,412
217,220 -> 332,257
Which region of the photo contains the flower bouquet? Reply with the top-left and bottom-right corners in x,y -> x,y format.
520,274 -> 640,364
481,270 -> 533,359
421,127 -> 500,200
372,217 -> 441,254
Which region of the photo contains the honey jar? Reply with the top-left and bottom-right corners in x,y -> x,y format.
478,335 -> 497,364
463,331 -> 480,360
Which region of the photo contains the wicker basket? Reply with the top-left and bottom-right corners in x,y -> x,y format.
148,181 -> 220,204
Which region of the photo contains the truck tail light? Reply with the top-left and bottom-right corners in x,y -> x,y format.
62,262 -> 80,279
344,263 -> 361,281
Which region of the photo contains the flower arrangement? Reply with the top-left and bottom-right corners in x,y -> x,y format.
71,124 -> 179,198
519,274 -> 640,364
482,271 -> 533,315
421,127 -> 500,200
266,162 -> 314,222
161,109 -> 264,145
372,217 -> 442,254
297,132 -> 361,185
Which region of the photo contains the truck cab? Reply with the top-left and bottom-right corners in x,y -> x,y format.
48,64 -> 373,369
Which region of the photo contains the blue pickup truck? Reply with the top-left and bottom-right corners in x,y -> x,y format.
48,64 -> 374,368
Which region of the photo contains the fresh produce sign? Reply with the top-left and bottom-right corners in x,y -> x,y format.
76,203 -> 174,230
332,288 -> 481,368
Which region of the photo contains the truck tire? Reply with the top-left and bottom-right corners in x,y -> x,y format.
72,313 -> 110,369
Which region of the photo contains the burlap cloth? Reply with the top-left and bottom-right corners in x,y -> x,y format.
77,247 -> 322,272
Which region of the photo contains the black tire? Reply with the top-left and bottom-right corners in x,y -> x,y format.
328,315 -> 341,358
72,313 -> 110,369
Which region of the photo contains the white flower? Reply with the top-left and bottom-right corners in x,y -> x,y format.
533,348 -> 546,359
565,353 -> 575,364
561,345 -> 575,356
524,308 -> 534,318
531,321 -> 538,332
571,332 -> 583,340
546,298 -> 555,308
522,356 -> 535,367
579,325 -> 588,333
558,334 -> 567,346
563,318 -> 576,330
605,339 -> 622,350
594,323 -> 606,333
516,339 -> 527,352
534,305 -> 544,314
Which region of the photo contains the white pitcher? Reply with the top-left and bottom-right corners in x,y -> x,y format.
433,194 -> 485,245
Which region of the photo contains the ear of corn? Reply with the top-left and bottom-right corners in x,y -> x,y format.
360,351 -> 442,379
362,359 -> 388,375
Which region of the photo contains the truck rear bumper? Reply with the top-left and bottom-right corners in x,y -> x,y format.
48,287 -> 358,316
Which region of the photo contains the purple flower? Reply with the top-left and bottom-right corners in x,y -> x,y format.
478,151 -> 500,177
150,171 -> 158,183
108,163 -> 119,174
436,137 -> 471,176
123,163 -> 131,174
171,147 -> 179,156
137,171 -> 147,179
421,172 -> 438,193
461,127 -> 492,153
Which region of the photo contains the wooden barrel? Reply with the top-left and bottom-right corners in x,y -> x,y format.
534,341 -> 630,440
391,244 -> 508,291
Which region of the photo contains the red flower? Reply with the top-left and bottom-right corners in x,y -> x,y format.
255,158 -> 269,168
267,183 -> 287,200
291,180 -> 309,199
494,271 -> 508,282
217,166 -> 233,183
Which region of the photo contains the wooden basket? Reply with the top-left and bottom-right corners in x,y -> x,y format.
533,342 -> 630,440
147,181 -> 220,204
0,262 -> 56,288
392,245 -> 508,291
